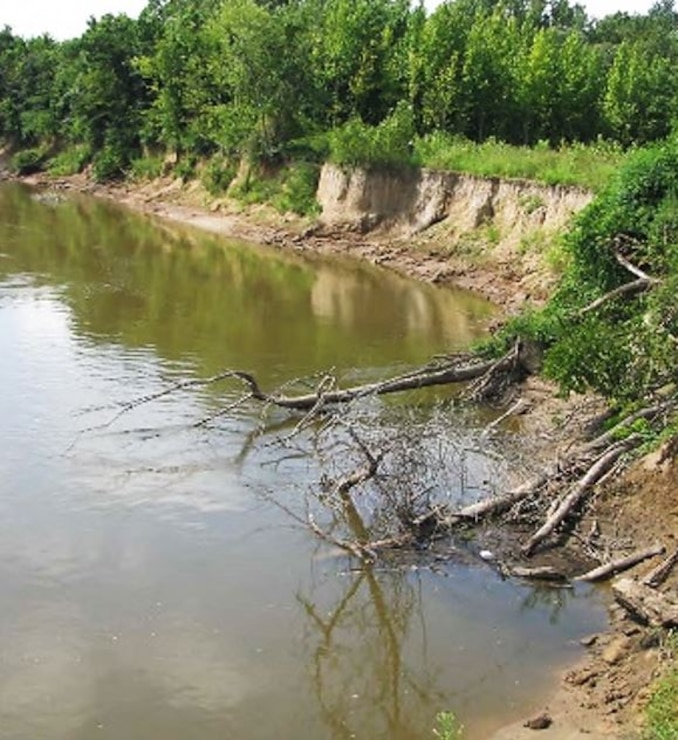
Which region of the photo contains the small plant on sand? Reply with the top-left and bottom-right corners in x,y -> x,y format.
433,711 -> 463,739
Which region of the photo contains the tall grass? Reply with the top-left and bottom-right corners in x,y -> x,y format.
414,134 -> 627,192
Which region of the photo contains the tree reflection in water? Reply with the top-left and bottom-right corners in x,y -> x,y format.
298,562 -> 444,740
518,582 -> 576,626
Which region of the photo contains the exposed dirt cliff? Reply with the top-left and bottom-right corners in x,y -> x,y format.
317,163 -> 591,238
316,163 -> 592,310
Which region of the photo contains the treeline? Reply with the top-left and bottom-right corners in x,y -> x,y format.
1,0 -> 677,180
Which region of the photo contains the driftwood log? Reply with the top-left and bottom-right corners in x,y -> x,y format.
613,578 -> 678,627
643,549 -> 678,589
575,544 -> 665,583
509,565 -> 567,582
521,438 -> 639,556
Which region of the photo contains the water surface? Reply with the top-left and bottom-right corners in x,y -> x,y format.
0,183 -> 606,739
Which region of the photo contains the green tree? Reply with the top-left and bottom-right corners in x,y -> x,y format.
310,0 -> 411,126
63,14 -> 150,177
460,10 -> 521,141
136,0 -> 221,156
603,40 -> 677,145
0,30 -> 60,147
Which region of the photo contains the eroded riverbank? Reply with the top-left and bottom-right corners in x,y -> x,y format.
4,170 -> 676,738
15,165 -> 591,315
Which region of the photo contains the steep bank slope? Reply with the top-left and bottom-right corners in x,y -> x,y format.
317,163 -> 593,309
317,163 -> 591,237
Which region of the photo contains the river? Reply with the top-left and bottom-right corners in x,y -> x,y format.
0,182 -> 606,739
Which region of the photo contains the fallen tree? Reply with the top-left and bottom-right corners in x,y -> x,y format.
106,143 -> 678,588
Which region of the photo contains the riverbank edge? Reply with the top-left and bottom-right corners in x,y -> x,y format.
4,167 -> 671,739
8,166 -> 590,315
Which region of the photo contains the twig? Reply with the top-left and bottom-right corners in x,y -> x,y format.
615,251 -> 655,282
578,278 -> 652,316
582,401 -> 675,454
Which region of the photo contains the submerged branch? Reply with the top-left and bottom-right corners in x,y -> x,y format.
231,355 -> 505,411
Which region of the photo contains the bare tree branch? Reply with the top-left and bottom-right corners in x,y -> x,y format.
575,544 -> 665,582
522,436 -> 641,556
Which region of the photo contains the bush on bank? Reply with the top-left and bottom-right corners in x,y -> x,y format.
496,136 -> 678,404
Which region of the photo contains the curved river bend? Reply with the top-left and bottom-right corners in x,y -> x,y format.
0,183 -> 606,739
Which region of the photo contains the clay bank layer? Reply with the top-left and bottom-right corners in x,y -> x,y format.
317,163 -> 592,238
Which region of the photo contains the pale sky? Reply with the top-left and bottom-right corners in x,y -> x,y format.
0,0 -> 663,41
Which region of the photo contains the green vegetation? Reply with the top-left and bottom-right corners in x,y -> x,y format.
1,0 -> 677,187
495,136 -> 678,405
229,162 -> 321,216
414,135 -> 627,192
645,670 -> 678,739
200,155 -> 238,195
10,146 -> 48,175
433,711 -> 463,739
47,145 -> 91,176
645,632 -> 678,739
129,154 -> 165,181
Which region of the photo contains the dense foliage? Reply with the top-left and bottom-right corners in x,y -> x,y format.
1,0 -> 678,181
500,136 -> 678,402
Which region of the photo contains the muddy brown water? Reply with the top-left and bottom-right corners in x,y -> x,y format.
0,182 -> 607,739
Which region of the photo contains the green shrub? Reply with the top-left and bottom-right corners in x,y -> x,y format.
201,155 -> 238,195
174,156 -> 197,182
47,145 -> 91,176
230,162 -> 320,217
129,154 -> 164,181
229,169 -> 279,207
92,143 -> 128,182
496,138 -> 678,402
11,147 -> 48,175
329,101 -> 416,169
283,132 -> 330,162
271,162 -> 320,216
